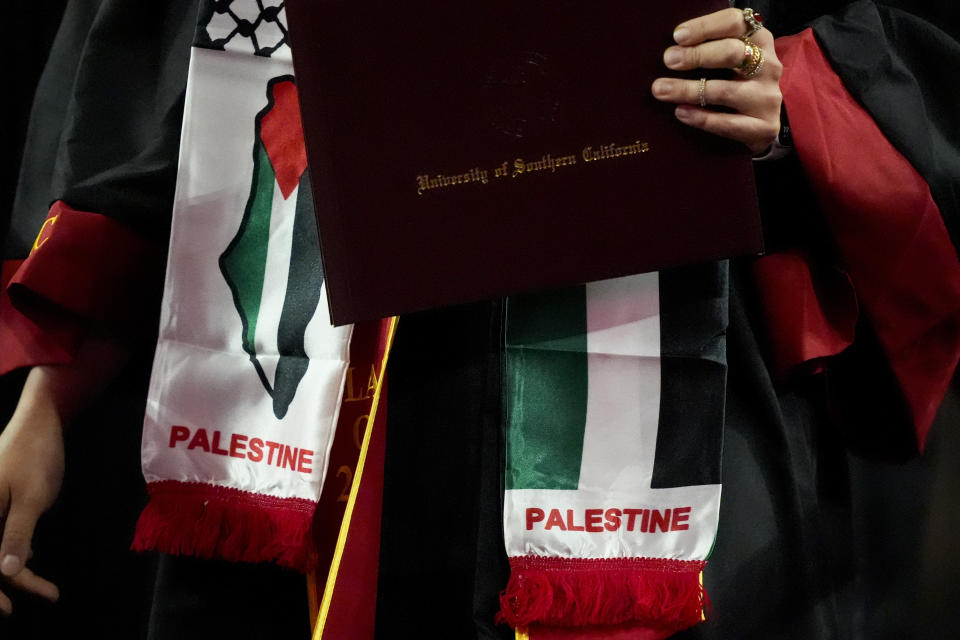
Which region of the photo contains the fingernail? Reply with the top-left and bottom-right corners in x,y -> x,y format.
651,79 -> 673,98
664,48 -> 684,69
0,555 -> 21,577
673,27 -> 690,44
675,105 -> 694,122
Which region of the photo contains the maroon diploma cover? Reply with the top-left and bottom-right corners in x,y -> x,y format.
287,0 -> 761,325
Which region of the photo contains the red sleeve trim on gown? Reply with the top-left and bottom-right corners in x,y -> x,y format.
0,200 -> 164,375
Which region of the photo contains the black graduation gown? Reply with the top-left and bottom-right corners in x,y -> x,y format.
2,2 -> 959,639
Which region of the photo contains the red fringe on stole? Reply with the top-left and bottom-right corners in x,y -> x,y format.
132,480 -> 317,572
498,556 -> 707,632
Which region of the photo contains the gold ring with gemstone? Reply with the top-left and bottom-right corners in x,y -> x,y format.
735,39 -> 764,78
742,8 -> 764,37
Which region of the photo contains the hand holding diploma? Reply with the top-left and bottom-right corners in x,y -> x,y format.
652,7 -> 783,154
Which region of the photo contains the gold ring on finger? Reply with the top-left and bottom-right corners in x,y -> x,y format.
697,77 -> 707,108
742,8 -> 765,38
735,39 -> 765,78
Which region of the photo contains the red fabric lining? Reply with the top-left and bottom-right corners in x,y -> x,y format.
0,258 -> 80,374
751,251 -> 858,378
774,30 -> 960,449
498,555 -> 706,633
132,480 -> 318,571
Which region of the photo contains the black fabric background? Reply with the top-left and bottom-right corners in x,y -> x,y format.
652,263 -> 728,488
2,2 -> 67,245
3,1 -> 960,639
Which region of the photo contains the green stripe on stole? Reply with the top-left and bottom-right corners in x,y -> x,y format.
220,142 -> 275,354
504,285 -> 588,490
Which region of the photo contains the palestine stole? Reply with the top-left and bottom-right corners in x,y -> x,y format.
499,265 -> 726,638
132,0 -> 390,571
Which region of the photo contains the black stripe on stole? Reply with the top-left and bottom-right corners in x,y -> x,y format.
650,262 -> 727,488
272,169 -> 324,419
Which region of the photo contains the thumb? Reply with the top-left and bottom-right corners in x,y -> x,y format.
0,499 -> 41,577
